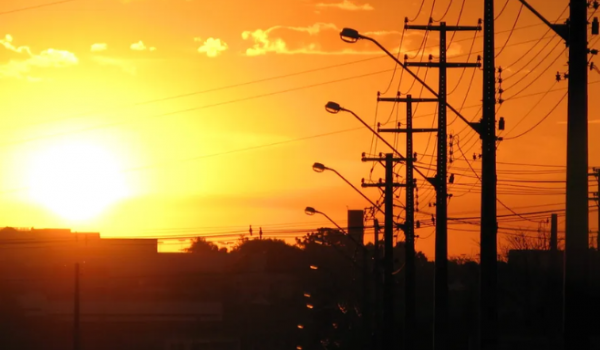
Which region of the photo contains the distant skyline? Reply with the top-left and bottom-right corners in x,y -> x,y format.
0,0 -> 598,258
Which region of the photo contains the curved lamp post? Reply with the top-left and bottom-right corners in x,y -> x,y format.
324,103 -> 429,181
312,162 -> 384,214
325,102 -> 402,159
338,29 -> 472,128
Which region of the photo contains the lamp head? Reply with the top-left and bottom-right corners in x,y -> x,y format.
312,162 -> 326,173
340,28 -> 360,43
325,101 -> 342,114
305,206 -> 317,216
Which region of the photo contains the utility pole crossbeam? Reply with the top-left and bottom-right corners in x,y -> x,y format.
402,21 -> 480,350
481,1 -> 498,350
360,153 -> 404,350
378,94 -> 419,350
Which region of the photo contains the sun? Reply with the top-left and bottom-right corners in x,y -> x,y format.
28,141 -> 129,221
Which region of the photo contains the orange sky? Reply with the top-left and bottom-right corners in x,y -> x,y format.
0,0 -> 599,258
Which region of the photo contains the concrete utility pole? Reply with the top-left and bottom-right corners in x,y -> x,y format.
589,168 -> 600,248
480,1 -> 498,349
518,1 -> 591,348
404,21 -> 481,350
379,94 -> 437,350
564,1 -> 590,348
361,153 -> 404,350
74,263 -> 80,350
550,213 -> 558,252
372,218 -> 381,350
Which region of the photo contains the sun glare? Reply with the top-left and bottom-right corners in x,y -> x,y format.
28,142 -> 128,221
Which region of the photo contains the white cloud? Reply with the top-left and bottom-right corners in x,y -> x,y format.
91,43 -> 107,52
130,41 -> 156,51
316,0 -> 373,11
194,37 -> 228,57
0,34 -> 78,81
241,23 -> 403,56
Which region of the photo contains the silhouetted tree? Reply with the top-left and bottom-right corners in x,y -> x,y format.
184,237 -> 226,254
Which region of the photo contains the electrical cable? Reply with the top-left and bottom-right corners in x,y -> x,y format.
503,92 -> 567,140
0,0 -> 77,15
495,3 -> 524,58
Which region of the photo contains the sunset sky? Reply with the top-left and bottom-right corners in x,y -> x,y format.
0,0 -> 599,257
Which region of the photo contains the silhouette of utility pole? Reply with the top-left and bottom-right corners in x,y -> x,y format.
480,1 -> 499,349
74,263 -> 80,350
378,93 -> 437,350
589,168 -> 600,249
518,1 -> 594,347
372,218 -> 381,350
361,153 -> 404,350
550,213 -> 558,252
404,20 -> 481,350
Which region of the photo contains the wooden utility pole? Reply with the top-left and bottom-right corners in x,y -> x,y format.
404,21 -> 481,350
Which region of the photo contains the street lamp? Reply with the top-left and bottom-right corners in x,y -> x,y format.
340,28 -> 360,43
304,206 -> 346,233
311,162 -> 383,213
324,103 -> 429,181
325,101 -> 403,160
312,162 -> 326,173
337,29 -> 474,128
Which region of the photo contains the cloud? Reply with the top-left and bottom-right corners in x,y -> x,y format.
130,41 -> 156,51
241,23 -> 405,56
0,34 -> 78,80
91,43 -> 107,52
194,37 -> 228,57
316,0 -> 373,11
91,56 -> 137,75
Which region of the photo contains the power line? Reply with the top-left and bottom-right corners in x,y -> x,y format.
0,0 -> 77,15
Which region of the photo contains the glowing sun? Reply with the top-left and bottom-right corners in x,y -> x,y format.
28,142 -> 128,221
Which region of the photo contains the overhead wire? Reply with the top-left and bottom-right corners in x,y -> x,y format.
0,0 -> 77,15
494,3 -> 524,58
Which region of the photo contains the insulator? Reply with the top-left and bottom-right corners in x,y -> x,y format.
428,54 -> 433,61
449,174 -> 455,184
498,67 -> 503,74
499,117 -> 505,130
404,17 -> 409,23
404,54 -> 408,61
416,221 -> 421,229
593,17 -> 599,35
429,17 -> 433,24
413,152 -> 417,161
563,73 -> 569,79
473,153 -> 477,160
556,71 -> 561,82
